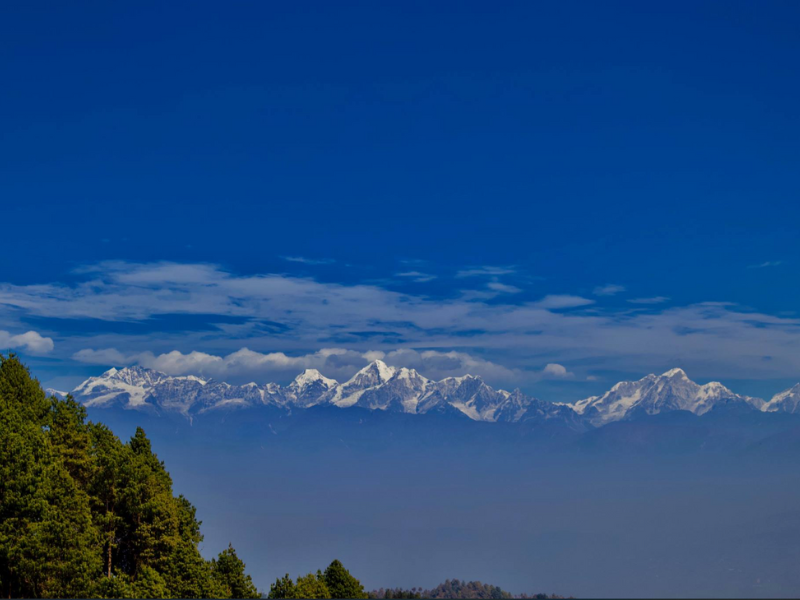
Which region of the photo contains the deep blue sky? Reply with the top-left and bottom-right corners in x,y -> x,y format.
2,2 -> 800,399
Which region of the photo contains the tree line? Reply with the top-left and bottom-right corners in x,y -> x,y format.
0,354 -> 259,599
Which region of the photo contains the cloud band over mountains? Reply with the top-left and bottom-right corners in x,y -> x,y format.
1,260 -> 799,386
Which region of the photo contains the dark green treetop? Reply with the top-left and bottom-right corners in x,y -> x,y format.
293,572 -> 331,599
268,573 -> 298,599
324,559 -> 367,599
212,543 -> 261,599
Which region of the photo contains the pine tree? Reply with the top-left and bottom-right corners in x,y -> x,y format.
163,539 -> 226,599
92,571 -> 135,598
89,422 -> 127,579
48,394 -> 93,488
268,573 -> 297,599
323,559 -> 367,599
164,494 -> 228,598
0,356 -> 261,599
294,572 -> 332,599
130,565 -> 169,599
212,544 -> 260,599
0,354 -> 100,598
118,427 -> 181,576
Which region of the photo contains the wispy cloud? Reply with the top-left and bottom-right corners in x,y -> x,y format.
0,330 -> 54,354
486,281 -> 522,294
73,346 -> 519,384
4,261 -> 800,384
455,266 -> 517,278
628,296 -> 670,305
281,256 -> 336,265
749,260 -> 783,269
395,271 -> 437,283
542,363 -> 574,379
593,284 -> 626,296
532,295 -> 594,309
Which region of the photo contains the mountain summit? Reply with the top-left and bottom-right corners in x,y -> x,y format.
763,383 -> 800,414
569,368 -> 764,426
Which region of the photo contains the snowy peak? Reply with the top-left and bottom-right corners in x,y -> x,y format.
661,368 -> 688,379
291,368 -> 337,389
330,360 -> 401,409
108,365 -> 169,387
416,375 -> 528,422
347,360 -> 397,387
67,362 -> 773,428
71,366 -> 214,412
572,369 -> 762,426
763,384 -> 800,414
286,369 -> 338,408
344,365 -> 431,413
68,361 -> 551,425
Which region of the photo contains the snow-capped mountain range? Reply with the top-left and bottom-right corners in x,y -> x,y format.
53,361 -> 800,427
65,361 -> 576,425
571,368 -> 765,426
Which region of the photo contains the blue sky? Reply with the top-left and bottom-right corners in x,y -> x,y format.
2,1 -> 800,401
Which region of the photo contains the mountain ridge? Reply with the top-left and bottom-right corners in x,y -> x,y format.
66,360 -> 800,427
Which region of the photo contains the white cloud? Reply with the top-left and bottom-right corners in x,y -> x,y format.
486,281 -> 522,294
362,350 -> 386,362
395,271 -> 437,283
381,349 -> 520,382
593,284 -> 626,296
456,266 -> 517,278
72,345 -> 518,385
628,296 -> 670,305
281,256 -> 336,265
5,261 -> 800,384
73,348 -> 130,365
532,295 -> 594,309
0,330 -> 54,354
73,346 -> 368,381
542,363 -> 574,378
749,261 -> 783,269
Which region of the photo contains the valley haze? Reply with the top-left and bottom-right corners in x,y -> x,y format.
45,361 -> 800,598
71,362 -> 800,599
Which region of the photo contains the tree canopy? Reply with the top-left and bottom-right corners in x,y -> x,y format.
323,559 -> 367,599
268,560 -> 367,599
0,354 -> 259,599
